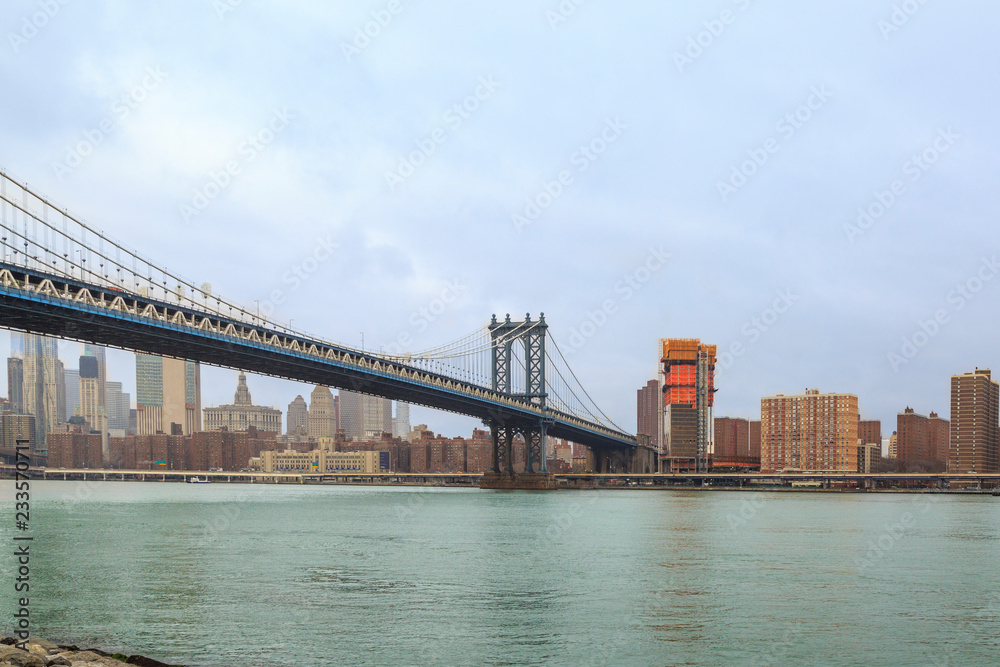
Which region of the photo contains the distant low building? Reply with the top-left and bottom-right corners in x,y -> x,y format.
856,442 -> 881,473
203,373 -> 282,433
259,449 -> 381,474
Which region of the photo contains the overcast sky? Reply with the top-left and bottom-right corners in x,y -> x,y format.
1,0 -> 998,439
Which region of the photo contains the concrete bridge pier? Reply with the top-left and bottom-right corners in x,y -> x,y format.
480,419 -> 557,490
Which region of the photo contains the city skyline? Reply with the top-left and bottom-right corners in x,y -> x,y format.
0,334 -> 985,444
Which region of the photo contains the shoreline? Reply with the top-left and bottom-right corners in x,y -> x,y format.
2,473 -> 999,494
0,636 -> 179,667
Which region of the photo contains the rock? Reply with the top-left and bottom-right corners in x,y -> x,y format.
124,656 -> 174,667
0,647 -> 22,659
0,649 -> 47,667
43,657 -> 70,667
0,639 -> 15,646
25,641 -> 59,656
56,651 -> 102,663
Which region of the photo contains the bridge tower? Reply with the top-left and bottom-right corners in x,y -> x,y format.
486,313 -> 553,483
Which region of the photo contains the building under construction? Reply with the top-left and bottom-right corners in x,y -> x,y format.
659,339 -> 716,473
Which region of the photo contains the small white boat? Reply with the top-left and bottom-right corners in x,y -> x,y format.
188,476 -> 211,484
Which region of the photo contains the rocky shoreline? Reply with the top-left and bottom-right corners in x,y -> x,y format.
0,637 -> 179,667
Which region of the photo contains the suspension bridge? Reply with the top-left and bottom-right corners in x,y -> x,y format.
0,170 -> 655,487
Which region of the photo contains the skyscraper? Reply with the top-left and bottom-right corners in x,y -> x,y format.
636,379 -> 660,448
287,395 -> 309,436
659,339 -> 716,473
362,394 -> 392,438
7,357 -> 23,414
105,381 -> 131,432
0,413 -> 35,451
136,354 -> 201,435
896,409 -> 948,470
338,390 -> 361,439
83,344 -> 107,413
21,333 -> 62,451
80,355 -> 108,456
337,390 -> 391,440
64,368 -> 81,420
761,389 -> 859,473
950,369 -> 999,473
392,402 -> 411,439
308,386 -> 338,438
55,358 -> 66,431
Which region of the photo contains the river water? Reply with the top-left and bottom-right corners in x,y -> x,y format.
1,481 -> 998,666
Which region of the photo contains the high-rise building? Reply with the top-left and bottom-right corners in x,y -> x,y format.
888,432 -> 897,459
136,354 -> 201,435
10,332 -> 24,358
338,390 -> 390,440
79,355 -> 108,456
308,386 -> 338,438
55,358 -> 66,431
714,417 -> 749,460
950,369 -> 999,473
21,333 -> 63,451
7,357 -> 23,414
105,381 -> 132,433
897,408 -> 928,465
203,373 -> 282,433
64,368 -> 80,420
928,412 -> 950,466
749,420 -> 761,460
363,394 -> 392,438
287,395 -> 309,436
760,389 -> 859,473
858,420 -> 881,448
896,409 -> 949,469
83,344 -> 107,413
338,390 -> 361,439
636,379 -> 660,448
392,402 -> 411,439
659,339 -> 715,472
0,413 -> 35,451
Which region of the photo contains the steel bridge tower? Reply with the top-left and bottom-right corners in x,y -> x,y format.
487,313 -> 552,478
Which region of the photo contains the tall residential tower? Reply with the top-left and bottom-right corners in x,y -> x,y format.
950,369 -> 999,473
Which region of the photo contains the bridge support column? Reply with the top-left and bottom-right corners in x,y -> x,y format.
523,420 -> 549,474
482,420 -> 556,490
489,422 -> 515,475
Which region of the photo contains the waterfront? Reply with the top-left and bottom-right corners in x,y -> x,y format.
1,482 -> 999,666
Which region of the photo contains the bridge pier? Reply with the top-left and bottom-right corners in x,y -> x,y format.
481,419 -> 557,490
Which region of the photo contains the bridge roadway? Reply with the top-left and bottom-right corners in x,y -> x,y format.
4,467 -> 999,491
0,262 -> 636,452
